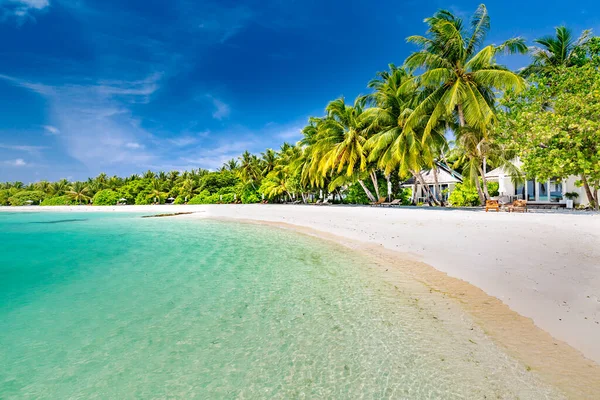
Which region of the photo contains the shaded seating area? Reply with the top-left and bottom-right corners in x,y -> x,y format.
382,199 -> 401,207
370,197 -> 386,207
507,199 -> 528,213
485,200 -> 500,212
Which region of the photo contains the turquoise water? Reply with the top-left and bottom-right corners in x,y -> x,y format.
0,212 -> 556,399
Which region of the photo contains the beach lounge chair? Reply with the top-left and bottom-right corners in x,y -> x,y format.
370,197 -> 386,207
314,199 -> 322,205
485,200 -> 500,212
507,199 -> 528,213
382,199 -> 401,207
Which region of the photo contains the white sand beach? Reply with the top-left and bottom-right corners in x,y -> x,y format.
4,205 -> 600,383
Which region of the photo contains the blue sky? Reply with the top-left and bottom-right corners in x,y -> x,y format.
1,0 -> 599,182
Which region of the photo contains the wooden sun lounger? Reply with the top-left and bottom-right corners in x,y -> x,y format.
485,200 -> 500,212
370,197 -> 386,207
382,199 -> 401,207
507,199 -> 528,213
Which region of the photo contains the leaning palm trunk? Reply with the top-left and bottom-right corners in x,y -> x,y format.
358,179 -> 377,202
369,170 -> 381,200
473,176 -> 486,205
411,170 -> 435,206
431,166 -> 445,207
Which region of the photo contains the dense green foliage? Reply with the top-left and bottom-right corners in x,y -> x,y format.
8,190 -> 46,206
93,189 -> 121,206
2,6 -> 598,209
40,196 -> 75,206
449,181 -> 499,207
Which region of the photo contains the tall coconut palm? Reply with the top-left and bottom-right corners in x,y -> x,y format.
147,179 -> 166,204
223,159 -> 239,171
319,96 -> 381,201
180,178 -> 198,202
365,64 -> 444,205
404,4 -> 526,202
523,26 -> 592,75
51,179 -> 70,196
95,173 -> 108,189
35,180 -> 52,195
238,151 -> 261,188
261,149 -> 277,176
67,181 -> 91,204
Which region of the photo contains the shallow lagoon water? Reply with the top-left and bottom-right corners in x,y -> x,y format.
0,212 -> 558,399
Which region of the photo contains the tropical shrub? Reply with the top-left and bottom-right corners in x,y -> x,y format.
242,192 -> 260,204
174,196 -> 186,204
448,183 -> 480,207
92,189 -> 120,206
118,179 -> 149,204
449,181 -> 499,207
0,189 -> 10,206
8,190 -> 46,206
487,181 -> 500,197
40,196 -> 75,206
134,190 -> 153,205
188,190 -> 220,204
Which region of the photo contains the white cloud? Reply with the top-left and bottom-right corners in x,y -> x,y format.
0,73 -> 160,171
2,0 -> 50,21
0,143 -> 46,153
43,125 -> 59,135
196,5 -> 253,44
5,158 -> 27,166
210,97 -> 230,120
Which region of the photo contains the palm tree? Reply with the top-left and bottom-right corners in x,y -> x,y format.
95,173 -> 108,189
180,178 -> 198,202
147,179 -> 166,204
36,180 -> 52,195
315,96 -> 380,201
364,64 -> 444,205
404,4 -> 526,203
51,179 -> 70,196
143,170 -> 156,180
238,151 -> 261,188
523,26 -> 592,75
223,159 -> 239,171
67,181 -> 91,204
261,149 -> 277,176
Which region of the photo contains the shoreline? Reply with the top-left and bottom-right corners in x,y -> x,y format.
205,216 -> 600,399
3,204 -> 600,397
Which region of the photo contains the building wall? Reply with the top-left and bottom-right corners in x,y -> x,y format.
492,175 -> 590,205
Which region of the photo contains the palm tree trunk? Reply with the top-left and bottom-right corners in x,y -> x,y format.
412,181 -> 418,205
478,165 -> 490,201
457,104 -> 466,127
474,177 -> 486,206
358,179 -> 376,202
370,170 -> 381,200
431,166 -> 445,207
411,170 -> 435,206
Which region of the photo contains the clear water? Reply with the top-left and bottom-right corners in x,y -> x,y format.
0,212 -> 557,399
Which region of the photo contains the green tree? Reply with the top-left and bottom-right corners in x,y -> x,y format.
404,4 -> 526,204
67,182 -> 91,204
523,26 -> 592,76
92,189 -> 120,206
499,66 -> 600,209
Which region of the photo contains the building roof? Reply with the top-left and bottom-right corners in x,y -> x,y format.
485,159 -> 523,178
401,162 -> 463,186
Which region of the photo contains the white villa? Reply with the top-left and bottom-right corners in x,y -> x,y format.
403,159 -> 591,207
402,162 -> 463,204
484,160 -> 591,207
